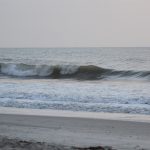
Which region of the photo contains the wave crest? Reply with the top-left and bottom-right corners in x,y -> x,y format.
0,63 -> 150,80
0,63 -> 79,77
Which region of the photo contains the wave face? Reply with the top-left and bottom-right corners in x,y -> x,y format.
0,63 -> 150,80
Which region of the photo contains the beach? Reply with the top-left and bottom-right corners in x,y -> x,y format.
0,0 -> 150,148
0,48 -> 150,149
0,107 -> 150,150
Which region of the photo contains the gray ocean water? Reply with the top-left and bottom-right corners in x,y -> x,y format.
0,48 -> 150,114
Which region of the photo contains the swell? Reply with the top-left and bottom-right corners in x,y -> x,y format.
0,63 -> 150,80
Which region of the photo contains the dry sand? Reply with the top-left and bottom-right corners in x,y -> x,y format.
0,107 -> 150,150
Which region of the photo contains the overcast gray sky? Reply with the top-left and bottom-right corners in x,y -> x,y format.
0,0 -> 150,47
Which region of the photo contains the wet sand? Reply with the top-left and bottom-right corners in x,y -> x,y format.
0,107 -> 150,150
0,136 -> 114,150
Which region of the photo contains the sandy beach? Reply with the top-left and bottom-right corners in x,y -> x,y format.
1,0 -> 150,149
0,107 -> 150,150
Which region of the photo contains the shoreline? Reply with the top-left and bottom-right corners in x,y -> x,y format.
0,107 -> 150,150
0,107 -> 150,123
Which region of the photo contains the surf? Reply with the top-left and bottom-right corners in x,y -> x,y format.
0,63 -> 150,80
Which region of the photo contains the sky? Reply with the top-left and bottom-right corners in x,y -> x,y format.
0,0 -> 150,47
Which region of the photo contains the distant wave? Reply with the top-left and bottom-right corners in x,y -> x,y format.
0,63 -> 150,80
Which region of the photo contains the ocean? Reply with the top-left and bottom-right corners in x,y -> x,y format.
0,47 -> 150,114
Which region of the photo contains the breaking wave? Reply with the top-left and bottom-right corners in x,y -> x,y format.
0,63 -> 150,80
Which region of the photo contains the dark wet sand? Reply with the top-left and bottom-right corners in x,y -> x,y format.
0,136 -> 114,150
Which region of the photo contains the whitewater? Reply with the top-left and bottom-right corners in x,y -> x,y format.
0,48 -> 150,114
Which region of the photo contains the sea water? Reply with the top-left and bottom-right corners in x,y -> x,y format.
0,47 -> 150,114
